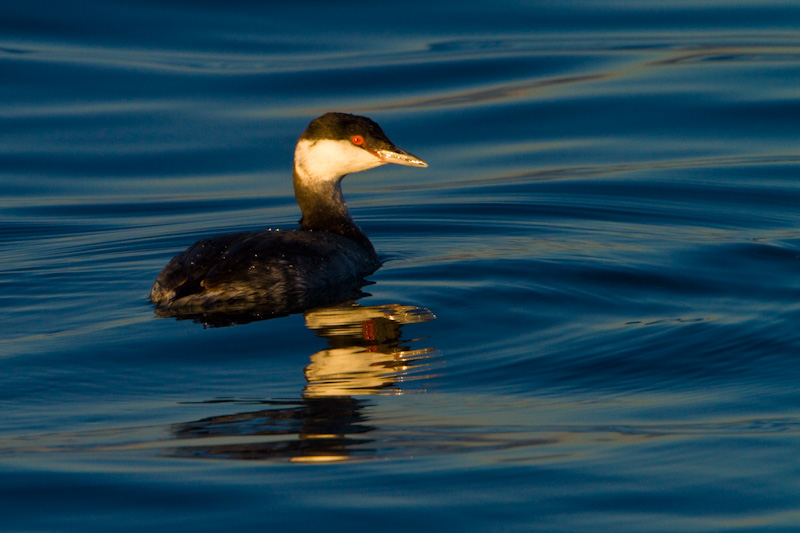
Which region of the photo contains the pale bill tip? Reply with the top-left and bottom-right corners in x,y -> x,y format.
376,149 -> 428,168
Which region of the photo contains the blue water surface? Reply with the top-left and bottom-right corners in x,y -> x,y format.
3,1 -> 800,531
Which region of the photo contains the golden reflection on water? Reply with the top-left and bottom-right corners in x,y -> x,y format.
168,302 -> 440,463
302,303 -> 438,397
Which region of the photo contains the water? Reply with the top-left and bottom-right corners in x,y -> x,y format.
3,1 -> 800,530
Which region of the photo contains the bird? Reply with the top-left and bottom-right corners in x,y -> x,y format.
150,112 -> 427,318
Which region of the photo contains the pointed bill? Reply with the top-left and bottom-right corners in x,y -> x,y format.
375,148 -> 428,168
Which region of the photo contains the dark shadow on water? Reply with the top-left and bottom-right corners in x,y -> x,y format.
167,302 -> 440,463
170,397 -> 377,463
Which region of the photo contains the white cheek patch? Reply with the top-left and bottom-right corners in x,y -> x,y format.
295,139 -> 384,183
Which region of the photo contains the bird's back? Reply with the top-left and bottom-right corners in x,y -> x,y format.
151,229 -> 381,314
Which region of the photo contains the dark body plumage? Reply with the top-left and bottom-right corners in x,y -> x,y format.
151,113 -> 426,319
151,229 -> 380,315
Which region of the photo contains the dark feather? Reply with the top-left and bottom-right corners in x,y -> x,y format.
151,229 -> 381,316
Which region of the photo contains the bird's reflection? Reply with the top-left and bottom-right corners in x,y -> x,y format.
155,281 -> 373,327
169,302 -> 438,462
303,303 -> 437,397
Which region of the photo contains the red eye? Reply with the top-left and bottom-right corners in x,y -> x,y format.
351,135 -> 364,146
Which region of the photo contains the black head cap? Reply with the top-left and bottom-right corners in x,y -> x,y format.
300,112 -> 398,150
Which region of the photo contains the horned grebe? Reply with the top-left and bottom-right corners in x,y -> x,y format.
151,112 -> 427,316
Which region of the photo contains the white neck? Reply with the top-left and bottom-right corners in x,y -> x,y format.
292,139 -> 381,245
